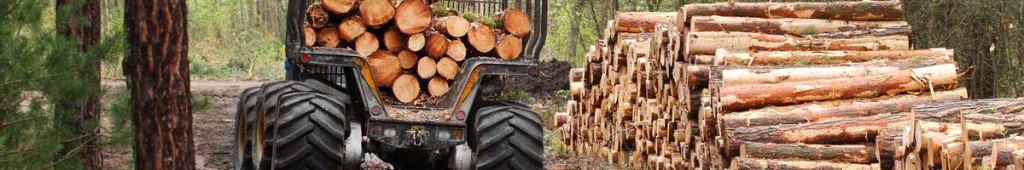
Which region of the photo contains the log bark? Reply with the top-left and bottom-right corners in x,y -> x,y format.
394,0 -> 431,34
738,141 -> 877,164
359,0 -> 395,28
368,51 -> 402,87
680,1 -> 903,23
56,0 -> 102,167
398,50 -> 418,69
694,49 -> 954,66
427,77 -> 450,97
407,33 -> 425,52
809,26 -> 913,39
436,57 -> 459,80
306,2 -> 329,29
467,23 -> 497,53
495,8 -> 532,37
416,57 -> 436,79
730,157 -> 880,170
447,40 -> 467,61
912,98 -> 1024,124
303,23 -> 316,47
686,31 -> 910,54
720,64 -> 959,111
615,12 -> 677,33
728,113 -> 910,144
435,16 -> 470,38
383,26 -> 408,52
355,33 -> 379,57
722,66 -> 905,86
317,27 -> 342,48
690,15 -> 909,35
323,0 -> 356,15
723,89 -> 966,127
495,34 -> 523,60
125,0 -> 194,168
392,74 -> 420,103
943,138 -> 1024,169
425,32 -> 449,59
338,16 -> 367,42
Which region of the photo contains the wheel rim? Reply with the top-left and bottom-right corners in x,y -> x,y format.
252,108 -> 266,168
234,112 -> 247,170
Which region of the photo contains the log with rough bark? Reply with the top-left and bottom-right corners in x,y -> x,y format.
495,8 -> 532,37
317,27 -> 342,48
686,32 -> 910,54
355,33 -> 379,57
729,157 -> 880,170
398,50 -> 418,69
425,32 -> 449,58
912,98 -> 1024,124
467,23 -> 496,53
416,57 -> 436,79
809,26 -> 913,39
303,23 -> 316,47
720,64 -> 959,111
427,77 -> 450,97
679,1 -> 903,24
359,0 -> 395,27
368,51 -> 402,87
738,141 -> 877,164
383,26 -> 408,52
722,66 -> 905,87
615,12 -> 677,33
943,137 -> 1024,169
495,34 -> 523,60
323,0 -> 356,15
723,89 -> 966,127
407,33 -> 425,52
307,2 -> 329,29
447,40 -> 467,61
728,113 -> 910,144
690,15 -> 909,35
392,74 -> 420,103
394,0 -> 431,34
693,49 -> 954,66
435,16 -> 470,38
338,16 -> 367,42
436,57 -> 459,80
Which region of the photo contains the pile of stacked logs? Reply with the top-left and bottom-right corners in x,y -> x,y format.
303,0 -> 531,103
559,1 -> 1024,169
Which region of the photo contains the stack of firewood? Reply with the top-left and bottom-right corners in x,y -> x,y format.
559,1 -> 1024,170
303,0 -> 531,103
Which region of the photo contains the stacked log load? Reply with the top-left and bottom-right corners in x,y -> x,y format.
558,1 -> 1024,170
303,0 -> 531,104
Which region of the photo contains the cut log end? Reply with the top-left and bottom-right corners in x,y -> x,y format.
398,50 -> 419,69
368,51 -> 402,87
416,57 -> 437,79
436,57 -> 459,80
355,33 -> 379,57
407,33 -> 426,52
338,16 -> 367,42
359,0 -> 396,28
395,0 -> 432,34
428,77 -> 450,97
467,23 -> 497,53
323,0 -> 356,15
496,35 -> 523,60
392,74 -> 420,103
306,2 -> 329,29
498,8 -> 532,37
384,26 -> 408,52
303,23 -> 317,47
436,16 -> 471,38
317,27 -> 342,48
425,32 -> 449,58
447,40 -> 467,61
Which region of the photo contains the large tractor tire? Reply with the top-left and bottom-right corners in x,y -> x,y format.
233,87 -> 261,170
470,102 -> 544,170
251,81 -> 320,169
267,92 -> 350,170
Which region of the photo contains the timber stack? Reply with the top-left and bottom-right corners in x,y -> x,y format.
303,0 -> 531,104
558,1 -> 1024,169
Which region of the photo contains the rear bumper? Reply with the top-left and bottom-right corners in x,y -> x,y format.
365,118 -> 467,150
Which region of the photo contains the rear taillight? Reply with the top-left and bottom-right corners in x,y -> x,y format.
527,66 -> 538,77
455,110 -> 466,120
301,53 -> 310,62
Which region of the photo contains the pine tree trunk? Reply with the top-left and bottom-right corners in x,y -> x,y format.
680,1 -> 903,23
723,89 -> 966,127
693,49 -> 954,66
728,113 -> 910,144
690,15 -> 909,35
738,141 -> 877,164
56,0 -> 101,168
125,0 -> 194,168
730,157 -> 880,170
686,31 -> 910,55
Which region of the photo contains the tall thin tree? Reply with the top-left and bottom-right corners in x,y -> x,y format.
124,0 -> 194,169
55,0 -> 101,168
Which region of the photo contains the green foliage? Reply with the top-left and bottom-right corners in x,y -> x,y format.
555,90 -> 570,100
191,93 -> 214,112
501,90 -> 536,104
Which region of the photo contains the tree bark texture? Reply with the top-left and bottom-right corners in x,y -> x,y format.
739,141 -> 877,164
56,0 -> 101,168
723,89 -> 966,127
730,157 -> 880,170
693,49 -> 954,66
690,15 -> 909,36
680,1 -> 903,24
686,31 -> 910,55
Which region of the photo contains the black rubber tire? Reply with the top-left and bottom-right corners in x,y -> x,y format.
470,102 -> 544,170
234,87 -> 261,170
268,92 -> 349,170
252,81 -> 319,169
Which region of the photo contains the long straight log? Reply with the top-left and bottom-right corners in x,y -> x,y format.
687,31 -> 910,54
720,64 -> 959,111
723,89 -> 966,127
739,141 -> 876,164
913,98 -> 1024,124
691,16 -> 909,35
693,49 -> 954,66
615,12 -> 676,33
943,137 -> 1024,169
679,1 -> 903,23
723,66 -> 903,86
730,157 -> 880,170
728,113 -> 910,145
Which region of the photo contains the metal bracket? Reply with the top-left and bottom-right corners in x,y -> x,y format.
344,121 -> 364,169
